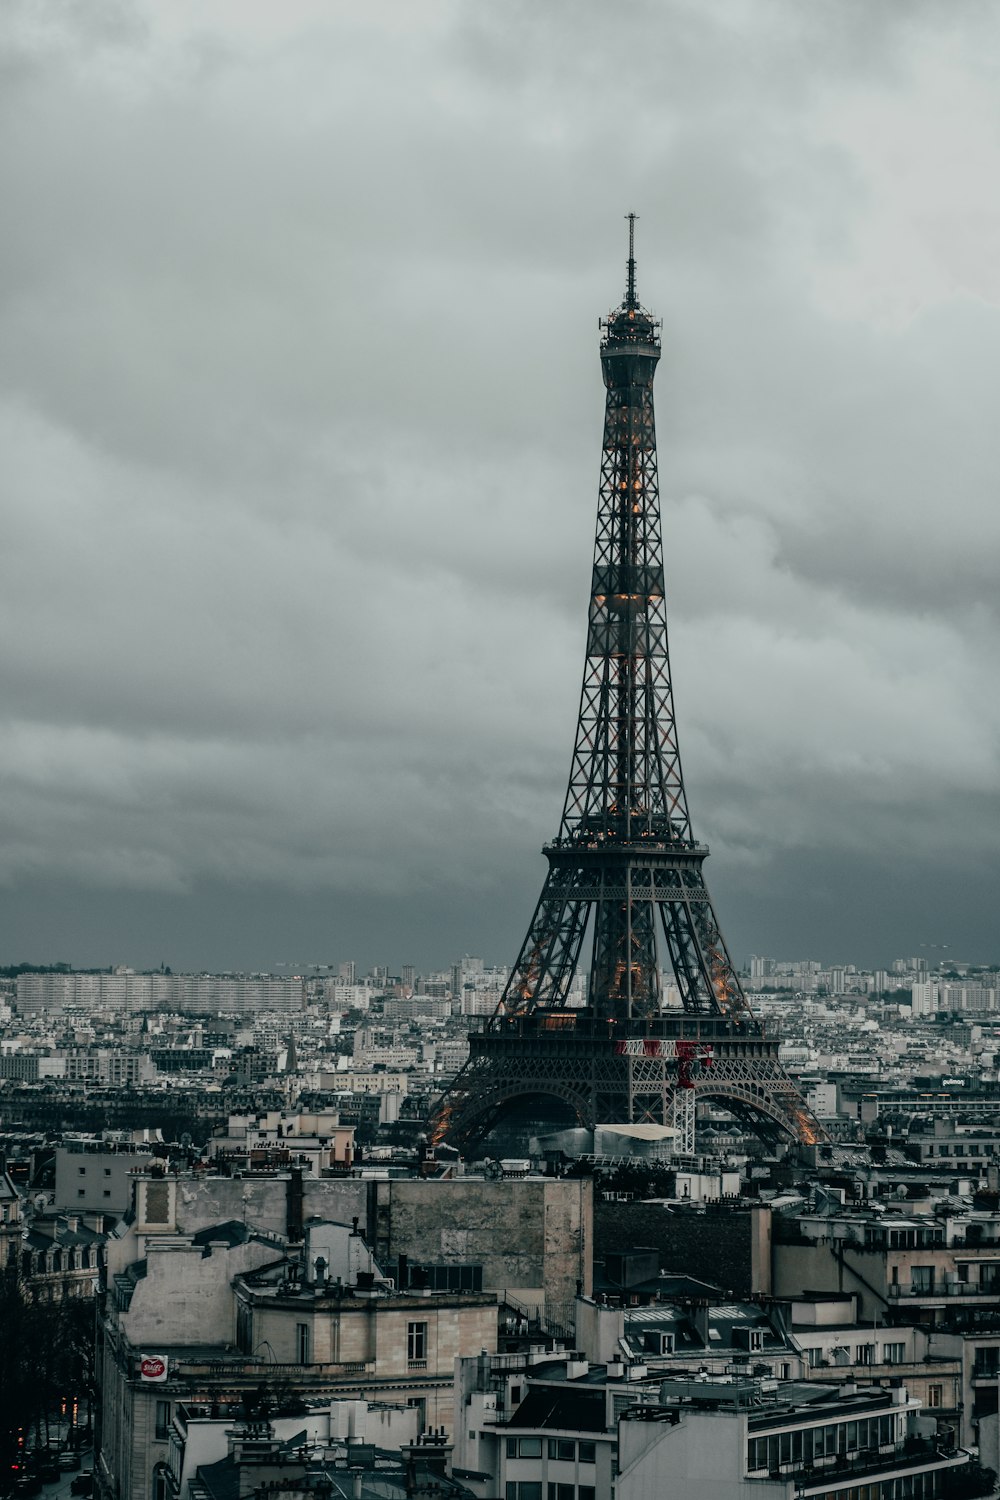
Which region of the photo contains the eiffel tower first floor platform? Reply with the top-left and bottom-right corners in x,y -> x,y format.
431,1012 -> 825,1154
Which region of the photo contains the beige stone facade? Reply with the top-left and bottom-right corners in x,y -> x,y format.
131,1169 -> 592,1332
369,1177 -> 592,1329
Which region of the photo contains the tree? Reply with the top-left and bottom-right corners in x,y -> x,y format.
0,1269 -> 50,1489
0,1273 -> 96,1495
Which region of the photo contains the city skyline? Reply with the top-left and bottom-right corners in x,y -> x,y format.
3,3 -> 1000,974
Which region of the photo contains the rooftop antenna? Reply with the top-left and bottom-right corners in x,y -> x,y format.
625,211 -> 639,310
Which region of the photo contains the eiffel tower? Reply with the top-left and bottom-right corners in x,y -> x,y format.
434,219 -> 823,1154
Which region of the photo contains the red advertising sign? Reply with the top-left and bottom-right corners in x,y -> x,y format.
139,1355 -> 168,1382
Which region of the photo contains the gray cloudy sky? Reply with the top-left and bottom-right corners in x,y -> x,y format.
2,0 -> 1000,975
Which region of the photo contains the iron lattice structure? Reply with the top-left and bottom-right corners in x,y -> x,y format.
434,220 -> 822,1151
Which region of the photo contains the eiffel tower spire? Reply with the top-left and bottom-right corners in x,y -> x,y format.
433,224 -> 822,1152
625,209 -> 639,310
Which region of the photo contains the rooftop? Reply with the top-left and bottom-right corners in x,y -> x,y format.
508,1386 -> 607,1434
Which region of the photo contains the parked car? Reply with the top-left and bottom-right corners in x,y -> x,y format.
69,1475 -> 93,1496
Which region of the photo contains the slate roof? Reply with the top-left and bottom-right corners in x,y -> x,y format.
192,1455 -> 240,1500
507,1386 -> 607,1434
195,1451 -> 476,1500
26,1219 -> 105,1251
191,1221 -> 252,1249
618,1299 -> 790,1354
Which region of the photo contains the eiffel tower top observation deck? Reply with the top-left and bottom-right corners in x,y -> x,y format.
433,220 -> 821,1150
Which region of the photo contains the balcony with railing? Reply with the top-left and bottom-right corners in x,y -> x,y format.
888,1279 -> 1000,1299
132,1352 -> 377,1381
747,1438 -> 968,1491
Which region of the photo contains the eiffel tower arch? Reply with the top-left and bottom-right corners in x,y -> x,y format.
433,220 -> 824,1155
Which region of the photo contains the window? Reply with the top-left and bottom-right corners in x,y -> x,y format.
507,1440 -> 517,1460
856,1344 -> 875,1365
78,1167 -> 86,1176
518,1438 -> 541,1458
296,1323 -> 309,1363
911,1266 -> 935,1293
401,1262 -> 483,1293
103,1190 -> 111,1199
104,1168 -> 111,1177
548,1440 -> 575,1462
78,1190 -> 85,1199
407,1397 -> 426,1432
154,1401 -> 171,1440
883,1342 -> 906,1365
407,1321 -> 428,1363
578,1443 -> 596,1465
928,1385 -> 943,1409
236,1302 -> 252,1354
579,1489 -> 596,1500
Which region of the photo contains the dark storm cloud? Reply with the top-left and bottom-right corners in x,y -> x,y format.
2,0 -> 1000,970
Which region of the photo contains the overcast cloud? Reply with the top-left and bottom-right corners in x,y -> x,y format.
2,0 -> 1000,973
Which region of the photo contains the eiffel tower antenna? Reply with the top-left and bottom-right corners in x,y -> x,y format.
432,224 -> 823,1154
626,211 -> 638,309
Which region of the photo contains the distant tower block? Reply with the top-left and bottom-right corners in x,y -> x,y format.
432,219 -> 823,1152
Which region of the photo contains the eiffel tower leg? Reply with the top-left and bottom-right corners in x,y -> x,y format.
659,894 -> 715,1013
504,875 -> 590,1014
